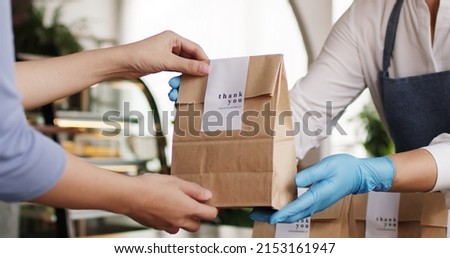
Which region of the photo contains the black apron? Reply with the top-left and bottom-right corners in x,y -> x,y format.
381,0 -> 450,153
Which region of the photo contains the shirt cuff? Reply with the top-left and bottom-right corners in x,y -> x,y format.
422,143 -> 450,192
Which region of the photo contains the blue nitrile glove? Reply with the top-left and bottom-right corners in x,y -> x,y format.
168,75 -> 181,102
252,154 -> 395,224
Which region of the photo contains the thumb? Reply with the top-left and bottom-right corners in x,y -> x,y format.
169,55 -> 210,76
178,180 -> 213,202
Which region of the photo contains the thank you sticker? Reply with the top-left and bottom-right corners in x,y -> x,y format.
202,57 -> 249,132
365,192 -> 400,238
275,188 -> 311,238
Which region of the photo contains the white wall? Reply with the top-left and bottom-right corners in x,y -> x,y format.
119,0 -> 307,86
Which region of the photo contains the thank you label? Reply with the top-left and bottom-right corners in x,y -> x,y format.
202,57 -> 249,132
275,188 -> 311,238
365,192 -> 400,238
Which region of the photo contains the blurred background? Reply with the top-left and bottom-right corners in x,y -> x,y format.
3,0 -> 388,238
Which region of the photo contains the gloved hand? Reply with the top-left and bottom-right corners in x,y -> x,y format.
168,75 -> 181,102
252,154 -> 395,224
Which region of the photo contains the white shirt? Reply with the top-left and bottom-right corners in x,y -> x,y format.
289,0 -> 450,192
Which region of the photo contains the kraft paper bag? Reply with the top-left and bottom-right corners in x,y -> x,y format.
171,54 -> 297,209
421,192 -> 449,238
348,193 -> 423,238
252,195 -> 351,238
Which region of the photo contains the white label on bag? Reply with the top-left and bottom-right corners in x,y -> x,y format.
202,57 -> 249,132
275,188 -> 311,238
365,192 -> 400,238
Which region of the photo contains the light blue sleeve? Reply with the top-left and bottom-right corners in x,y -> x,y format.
0,0 -> 66,202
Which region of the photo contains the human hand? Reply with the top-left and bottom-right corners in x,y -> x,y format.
262,154 -> 395,224
125,174 -> 218,234
117,30 -> 210,79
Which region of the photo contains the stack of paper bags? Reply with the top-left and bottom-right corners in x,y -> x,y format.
252,195 -> 352,238
421,192 -> 449,238
349,193 -> 448,238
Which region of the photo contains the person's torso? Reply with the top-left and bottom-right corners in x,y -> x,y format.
378,0 -> 450,152
349,0 -> 450,141
0,0 -> 24,132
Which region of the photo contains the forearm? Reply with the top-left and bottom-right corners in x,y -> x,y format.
15,31 -> 211,110
31,152 -> 218,233
16,47 -> 128,110
31,153 -> 133,215
389,149 -> 437,192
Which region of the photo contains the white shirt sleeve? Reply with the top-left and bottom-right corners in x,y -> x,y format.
421,134 -> 450,194
289,2 -> 366,159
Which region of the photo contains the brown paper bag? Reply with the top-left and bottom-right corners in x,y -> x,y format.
252,195 -> 351,238
348,193 -> 423,238
421,192 -> 448,238
171,54 -> 297,209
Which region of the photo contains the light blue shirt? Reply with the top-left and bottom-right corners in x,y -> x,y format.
0,0 -> 65,202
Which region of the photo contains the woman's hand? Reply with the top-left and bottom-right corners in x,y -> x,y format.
117,30 -> 210,78
16,30 -> 210,109
124,174 -> 218,234
32,154 -> 218,234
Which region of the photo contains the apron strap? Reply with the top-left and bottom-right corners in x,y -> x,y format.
382,0 -> 404,77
